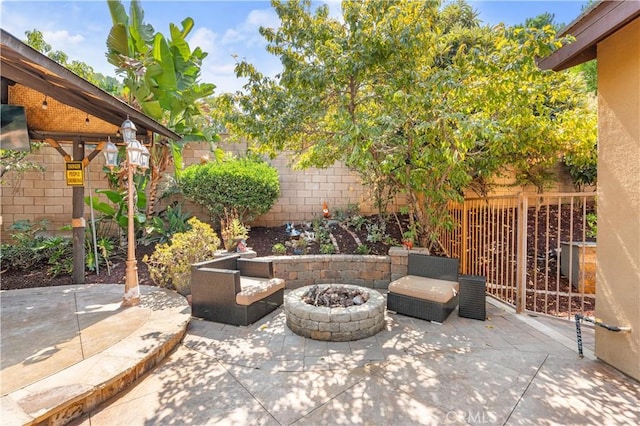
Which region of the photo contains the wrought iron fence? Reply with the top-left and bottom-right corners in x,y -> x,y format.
440,193 -> 597,319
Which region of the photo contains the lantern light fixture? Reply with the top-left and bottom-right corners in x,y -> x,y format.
103,137 -> 119,170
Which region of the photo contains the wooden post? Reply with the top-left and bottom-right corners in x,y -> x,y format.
72,140 -> 85,284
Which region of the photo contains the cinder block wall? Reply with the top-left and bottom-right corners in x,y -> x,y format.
168,139 -> 405,227
1,136 -> 586,241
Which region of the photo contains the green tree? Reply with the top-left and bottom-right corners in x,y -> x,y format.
224,0 -> 596,251
24,29 -> 122,94
106,0 -> 221,216
0,144 -> 45,185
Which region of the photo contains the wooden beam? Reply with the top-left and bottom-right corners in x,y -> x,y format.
539,1 -> 640,71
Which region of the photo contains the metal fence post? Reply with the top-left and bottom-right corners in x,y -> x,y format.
515,193 -> 528,313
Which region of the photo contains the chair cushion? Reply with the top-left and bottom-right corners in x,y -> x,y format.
388,275 -> 459,304
236,276 -> 285,306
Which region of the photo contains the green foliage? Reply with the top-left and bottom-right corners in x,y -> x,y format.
226,0 -> 596,251
586,213 -> 597,239
0,220 -> 119,277
179,157 -> 280,223
347,215 -> 368,232
365,221 -> 387,244
24,29 -> 121,93
312,220 -> 333,246
1,220 -> 52,270
563,108 -> 598,190
85,174 -> 148,239
106,0 -> 220,178
143,217 -> 220,294
332,204 -> 360,224
141,203 -> 193,245
43,237 -> 73,278
86,237 -> 117,273
320,243 -> 336,254
271,243 -> 287,255
1,142 -> 45,185
286,237 -> 308,254
356,244 -> 370,255
220,208 -> 249,251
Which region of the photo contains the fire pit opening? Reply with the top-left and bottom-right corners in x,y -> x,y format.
284,284 -> 385,342
301,284 -> 370,308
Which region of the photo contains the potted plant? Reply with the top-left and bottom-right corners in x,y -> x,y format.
402,229 -> 416,250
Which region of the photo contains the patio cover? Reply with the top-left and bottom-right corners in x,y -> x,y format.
0,29 -> 180,144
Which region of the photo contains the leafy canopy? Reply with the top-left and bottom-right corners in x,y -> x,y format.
223,0 -> 596,250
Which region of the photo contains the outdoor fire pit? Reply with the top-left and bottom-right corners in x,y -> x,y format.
284,284 -> 385,341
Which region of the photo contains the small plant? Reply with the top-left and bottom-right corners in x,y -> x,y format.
86,237 -> 117,274
0,220 -> 60,271
356,244 -> 370,255
271,243 -> 287,255
286,237 -> 308,255
143,217 -> 221,295
312,218 -> 332,246
586,212 -> 597,239
44,236 -> 73,277
365,221 -> 388,244
347,215 -> 368,232
320,243 -> 336,254
220,208 -> 249,252
141,203 -> 192,245
332,203 -> 360,224
402,227 -> 417,250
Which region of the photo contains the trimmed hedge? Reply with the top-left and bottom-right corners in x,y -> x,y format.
179,157 -> 280,222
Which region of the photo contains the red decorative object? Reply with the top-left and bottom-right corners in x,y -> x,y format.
322,200 -> 331,218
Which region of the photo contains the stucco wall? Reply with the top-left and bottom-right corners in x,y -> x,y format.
595,17 -> 640,381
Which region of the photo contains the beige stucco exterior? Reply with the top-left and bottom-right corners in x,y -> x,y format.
595,17 -> 640,380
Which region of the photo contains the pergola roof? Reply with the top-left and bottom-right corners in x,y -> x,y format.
1,29 -> 180,143
539,0 -> 640,71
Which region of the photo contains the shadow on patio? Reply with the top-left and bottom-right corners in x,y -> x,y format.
75,296 -> 639,425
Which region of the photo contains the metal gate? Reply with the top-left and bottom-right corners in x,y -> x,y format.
440,193 -> 597,318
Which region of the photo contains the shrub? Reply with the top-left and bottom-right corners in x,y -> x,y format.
271,243 -> 286,255
0,220 -> 68,271
141,203 -> 193,245
143,217 -> 221,295
320,243 -> 336,254
356,244 -> 370,255
179,157 -> 280,223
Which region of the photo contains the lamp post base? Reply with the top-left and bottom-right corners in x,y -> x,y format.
123,258 -> 141,306
122,288 -> 141,307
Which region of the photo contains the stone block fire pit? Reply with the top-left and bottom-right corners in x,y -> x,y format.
284,284 -> 385,341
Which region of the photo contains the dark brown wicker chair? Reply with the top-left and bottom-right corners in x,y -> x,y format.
387,253 -> 460,323
191,254 -> 284,326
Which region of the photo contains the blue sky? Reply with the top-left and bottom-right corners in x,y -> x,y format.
0,1 -> 589,94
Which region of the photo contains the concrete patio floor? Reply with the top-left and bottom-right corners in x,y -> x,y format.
77,294 -> 638,425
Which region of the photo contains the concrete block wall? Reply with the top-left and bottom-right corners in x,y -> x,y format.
0,143 -> 112,241
1,136 -> 587,241
178,139 -> 396,227
266,249 -> 413,290
268,254 -> 391,289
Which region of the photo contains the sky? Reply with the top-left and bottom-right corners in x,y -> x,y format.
0,0 -> 590,94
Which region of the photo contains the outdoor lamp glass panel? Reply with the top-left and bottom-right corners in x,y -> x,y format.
120,118 -> 137,143
127,139 -> 143,166
103,138 -> 119,169
139,144 -> 150,170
